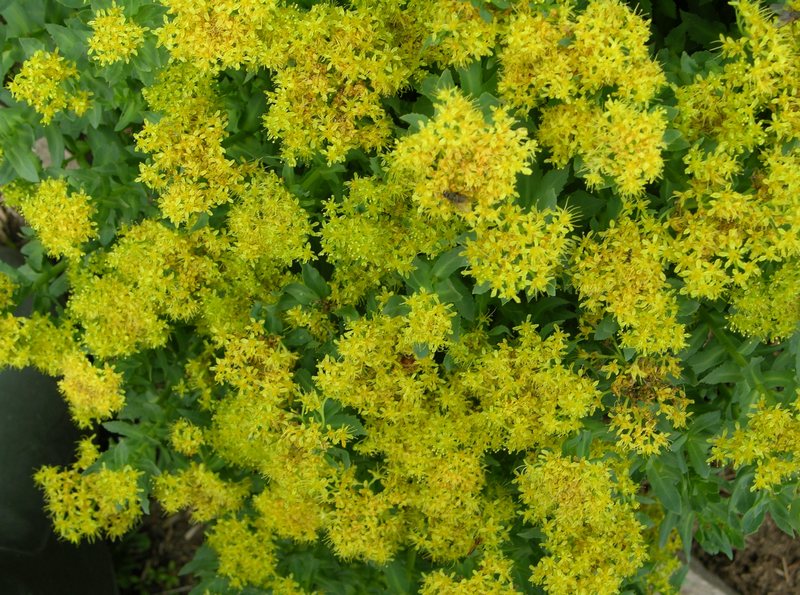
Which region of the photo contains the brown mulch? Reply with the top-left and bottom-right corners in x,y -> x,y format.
696,515 -> 800,595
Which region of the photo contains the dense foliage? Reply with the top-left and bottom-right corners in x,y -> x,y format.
1,0 -> 799,593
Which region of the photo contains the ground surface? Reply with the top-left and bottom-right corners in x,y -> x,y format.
697,515 -> 800,595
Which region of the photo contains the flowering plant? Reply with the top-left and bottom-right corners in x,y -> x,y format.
1,0 -> 799,593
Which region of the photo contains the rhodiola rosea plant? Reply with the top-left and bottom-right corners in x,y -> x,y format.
1,0 -> 799,592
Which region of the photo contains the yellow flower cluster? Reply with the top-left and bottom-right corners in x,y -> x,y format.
320,175 -> 452,303
16,179 -> 97,260
325,469 -> 407,564
169,419 -> 205,457
227,171 -> 313,266
311,311 -> 599,562
419,551 -> 517,594
607,357 -> 691,455
388,87 -> 536,223
669,0 -> 800,300
499,0 -> 665,109
401,290 -> 456,353
413,0 -> 499,68
207,518 -> 310,592
728,260 -> 800,341
88,3 -> 147,66
0,272 -> 15,311
156,0 -> 285,72
11,0 -> 799,591
538,98 -> 667,196
153,462 -> 250,523
67,221 -> 214,357
6,50 -> 90,124
263,4 -> 412,165
516,452 -> 648,595
573,213 -> 687,355
135,69 -> 244,226
58,353 -> 125,429
465,203 -> 574,302
0,312 -> 79,375
457,322 -> 601,452
34,438 -> 142,543
500,0 -> 667,196
153,0 -> 502,165
711,396 -> 800,490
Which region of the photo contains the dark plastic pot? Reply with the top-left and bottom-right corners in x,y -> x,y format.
0,246 -> 118,594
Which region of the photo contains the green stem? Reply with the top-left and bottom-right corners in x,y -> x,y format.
30,258 -> 68,293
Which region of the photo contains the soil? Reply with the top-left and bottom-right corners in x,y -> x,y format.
111,501 -> 204,595
696,515 -> 800,595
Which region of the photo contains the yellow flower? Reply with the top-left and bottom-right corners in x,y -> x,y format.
464,203 -> 574,302
88,3 -> 147,65
538,98 -> 667,196
516,452 -> 648,595
227,171 -> 313,265
17,179 -> 96,259
572,213 -> 686,355
170,419 -> 205,457
57,354 -> 126,428
7,50 -> 86,124
0,272 -> 15,311
154,462 -> 250,522
711,397 -> 800,491
35,458 -> 142,543
387,87 -> 536,222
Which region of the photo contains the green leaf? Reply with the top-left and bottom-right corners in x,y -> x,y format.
45,23 -> 89,62
663,128 -> 690,152
647,460 -> 682,514
476,92 -> 501,122
326,412 -> 366,437
741,498 -> 767,535
283,283 -> 320,306
702,361 -> 743,384
4,142 -> 39,182
381,294 -> 409,317
594,315 -> 619,340
20,239 -> 44,271
399,112 -> 428,132
102,420 -> 149,441
686,438 -> 710,478
47,271 -> 69,298
457,59 -> 483,97
730,472 -> 755,513
688,341 -> 726,375
535,166 -> 570,211
301,264 -> 331,299
1,1 -> 46,37
44,128 -> 65,168
678,510 -> 695,558
431,247 -> 468,280
179,544 -> 217,576
434,276 -> 475,321
406,258 -> 433,292
383,557 -> 412,594
420,69 -> 455,100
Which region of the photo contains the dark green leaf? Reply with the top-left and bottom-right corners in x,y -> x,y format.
647,460 -> 682,513
431,247 -> 467,280
5,142 -> 39,182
